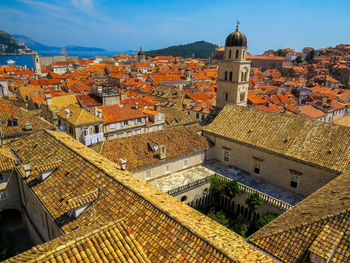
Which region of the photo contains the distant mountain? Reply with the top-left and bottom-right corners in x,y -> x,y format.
0,30 -> 33,54
13,34 -> 106,52
144,41 -> 218,59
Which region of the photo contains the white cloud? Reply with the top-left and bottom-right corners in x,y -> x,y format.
72,0 -> 93,9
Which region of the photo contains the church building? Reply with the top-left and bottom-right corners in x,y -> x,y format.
216,22 -> 251,108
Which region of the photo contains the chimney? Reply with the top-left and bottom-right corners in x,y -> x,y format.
155,103 -> 161,111
23,164 -> 31,178
120,158 -> 127,170
159,145 -> 166,160
120,92 -> 127,101
97,109 -> 103,119
65,109 -> 70,119
45,94 -> 52,105
135,101 -> 139,110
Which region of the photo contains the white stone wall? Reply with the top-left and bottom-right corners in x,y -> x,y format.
132,151 -> 205,181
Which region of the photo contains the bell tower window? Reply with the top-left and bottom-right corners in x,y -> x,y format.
236,50 -> 239,58
241,71 -> 244,82
224,71 -> 228,80
228,50 -> 232,59
229,72 -> 232,81
242,50 -> 245,59
240,92 -> 245,102
225,92 -> 228,101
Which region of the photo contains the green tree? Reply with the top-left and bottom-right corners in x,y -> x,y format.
277,49 -> 286,57
254,213 -> 279,231
210,176 -> 228,197
225,180 -> 241,198
295,55 -> 304,64
237,224 -> 248,237
207,209 -> 230,226
245,193 -> 262,211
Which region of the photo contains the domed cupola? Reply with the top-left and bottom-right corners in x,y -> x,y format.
138,47 -> 144,56
225,22 -> 247,47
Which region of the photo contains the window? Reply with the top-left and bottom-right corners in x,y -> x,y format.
145,171 -> 151,179
157,115 -> 162,121
290,170 -> 302,189
229,72 -> 232,81
135,129 -> 141,134
254,160 -> 261,175
166,165 -> 170,172
242,50 -> 245,59
184,160 -> 188,167
0,190 -> 6,199
241,71 -> 244,81
224,71 -> 227,80
122,120 -> 129,126
94,125 -> 99,133
225,92 -> 228,101
0,173 -> 3,183
82,127 -> 89,137
68,126 -> 73,135
236,50 -> 239,58
240,92 -> 245,102
228,50 -> 232,58
224,151 -> 229,162
109,123 -> 116,130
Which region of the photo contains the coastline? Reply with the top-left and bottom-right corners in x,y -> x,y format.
0,52 -> 35,56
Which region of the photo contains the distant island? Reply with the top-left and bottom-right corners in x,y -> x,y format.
13,34 -> 106,52
0,30 -> 33,55
145,41 -> 218,59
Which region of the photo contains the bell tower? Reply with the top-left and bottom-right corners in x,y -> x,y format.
216,22 -> 251,108
33,52 -> 42,76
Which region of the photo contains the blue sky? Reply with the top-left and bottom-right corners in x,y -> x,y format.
1,0 -> 350,54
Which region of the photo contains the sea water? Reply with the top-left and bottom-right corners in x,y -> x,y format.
0,50 -> 134,69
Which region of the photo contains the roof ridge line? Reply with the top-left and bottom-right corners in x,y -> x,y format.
249,207 -> 350,241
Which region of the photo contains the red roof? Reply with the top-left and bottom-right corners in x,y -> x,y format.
98,105 -> 146,124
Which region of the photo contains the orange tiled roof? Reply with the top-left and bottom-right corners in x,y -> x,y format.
98,105 -> 146,124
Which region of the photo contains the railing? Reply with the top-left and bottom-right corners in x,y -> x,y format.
166,172 -> 293,211
167,176 -> 211,196
214,173 -> 293,211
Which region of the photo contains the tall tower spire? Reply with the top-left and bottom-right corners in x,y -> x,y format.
216,23 -> 251,108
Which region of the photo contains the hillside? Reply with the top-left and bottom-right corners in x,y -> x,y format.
145,41 -> 218,59
13,34 -> 106,52
0,30 -> 32,54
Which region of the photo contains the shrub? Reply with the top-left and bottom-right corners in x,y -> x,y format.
237,225 -> 248,237
254,213 -> 279,230
245,193 -> 262,211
